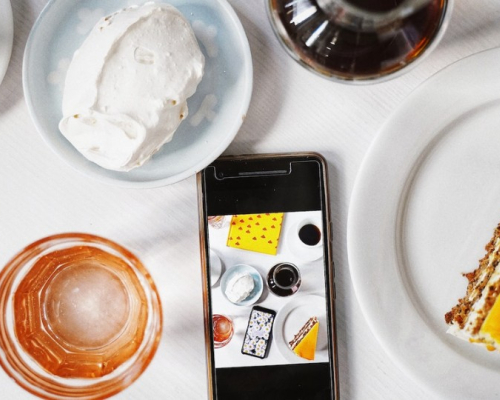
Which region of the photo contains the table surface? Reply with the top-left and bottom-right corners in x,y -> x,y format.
1,1 -> 500,399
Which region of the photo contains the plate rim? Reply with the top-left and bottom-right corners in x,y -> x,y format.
0,0 -> 13,87
22,0 -> 253,188
347,47 -> 500,399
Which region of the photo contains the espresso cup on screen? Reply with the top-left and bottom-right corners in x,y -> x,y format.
297,221 -> 322,248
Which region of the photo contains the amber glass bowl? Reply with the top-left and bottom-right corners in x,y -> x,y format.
0,233 -> 162,399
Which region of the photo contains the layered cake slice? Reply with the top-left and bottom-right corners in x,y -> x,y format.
289,316 -> 319,360
445,223 -> 500,350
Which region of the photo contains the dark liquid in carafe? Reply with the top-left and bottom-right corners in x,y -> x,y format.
270,0 -> 447,79
275,268 -> 296,287
268,263 -> 301,296
346,0 -> 405,12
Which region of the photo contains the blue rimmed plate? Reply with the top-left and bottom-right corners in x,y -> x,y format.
220,264 -> 263,306
23,0 -> 252,188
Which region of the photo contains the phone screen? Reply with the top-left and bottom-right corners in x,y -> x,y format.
199,154 -> 338,400
241,306 -> 276,359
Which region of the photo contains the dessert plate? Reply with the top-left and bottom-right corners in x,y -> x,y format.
273,294 -> 328,363
0,0 -> 13,87
23,0 -> 252,188
348,47 -> 500,400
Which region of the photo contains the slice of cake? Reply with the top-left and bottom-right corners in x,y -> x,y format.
445,223 -> 500,350
289,317 -> 319,360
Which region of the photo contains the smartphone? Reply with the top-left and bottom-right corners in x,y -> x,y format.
198,153 -> 339,400
241,306 -> 276,359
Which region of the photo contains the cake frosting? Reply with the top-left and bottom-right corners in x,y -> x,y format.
446,224 -> 500,351
59,2 -> 204,171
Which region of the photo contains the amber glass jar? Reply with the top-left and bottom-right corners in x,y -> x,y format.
0,233 -> 162,399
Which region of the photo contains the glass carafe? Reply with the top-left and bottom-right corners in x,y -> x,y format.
267,0 -> 452,83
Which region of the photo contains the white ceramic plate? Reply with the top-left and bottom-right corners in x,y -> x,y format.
348,47 -> 500,400
23,0 -> 252,188
0,0 -> 13,87
273,294 -> 328,363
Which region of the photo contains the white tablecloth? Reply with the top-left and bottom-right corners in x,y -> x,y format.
1,0 -> 499,399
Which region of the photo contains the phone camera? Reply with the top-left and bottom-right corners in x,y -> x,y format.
216,171 -> 224,179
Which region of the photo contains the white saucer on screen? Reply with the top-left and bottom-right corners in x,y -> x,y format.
285,217 -> 324,263
209,249 -> 222,286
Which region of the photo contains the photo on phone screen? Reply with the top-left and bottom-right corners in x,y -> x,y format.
241,306 -> 276,359
199,154 -> 339,400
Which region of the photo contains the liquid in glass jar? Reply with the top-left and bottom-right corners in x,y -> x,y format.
213,314 -> 234,348
268,0 -> 450,81
14,245 -> 148,378
0,233 -> 162,399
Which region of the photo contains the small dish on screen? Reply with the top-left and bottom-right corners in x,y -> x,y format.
220,264 -> 263,306
273,294 -> 329,363
23,0 -> 252,188
209,249 -> 222,286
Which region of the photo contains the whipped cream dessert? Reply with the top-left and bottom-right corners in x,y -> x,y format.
225,273 -> 255,303
59,3 -> 204,171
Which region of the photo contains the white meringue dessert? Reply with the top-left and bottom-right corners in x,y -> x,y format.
59,2 -> 205,171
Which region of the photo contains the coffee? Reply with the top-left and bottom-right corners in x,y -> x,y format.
299,224 -> 321,246
269,0 -> 448,80
346,0 -> 405,12
275,265 -> 298,288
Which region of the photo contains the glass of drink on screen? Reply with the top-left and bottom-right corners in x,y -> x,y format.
213,314 -> 234,348
267,0 -> 452,83
208,215 -> 226,229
